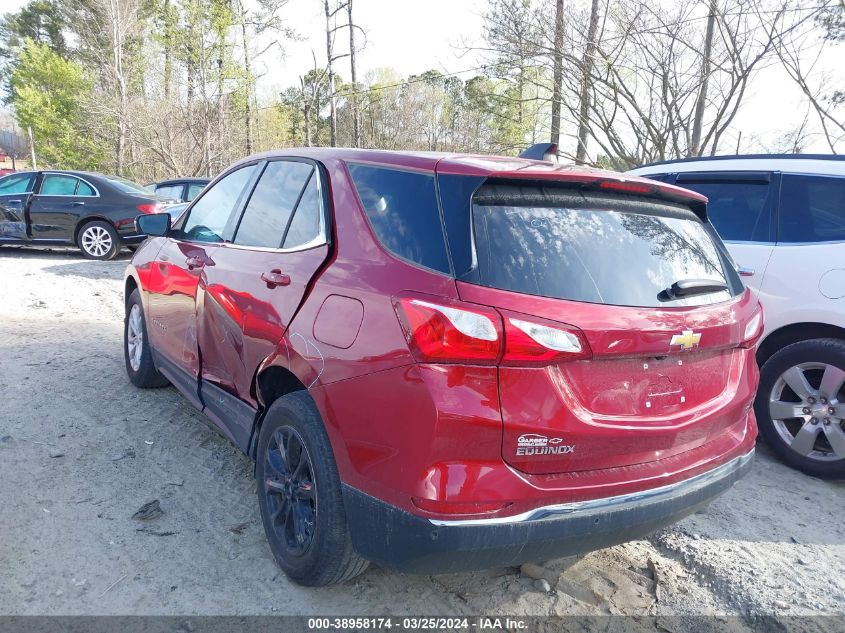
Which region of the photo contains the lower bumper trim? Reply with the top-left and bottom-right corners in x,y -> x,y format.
342,450 -> 754,574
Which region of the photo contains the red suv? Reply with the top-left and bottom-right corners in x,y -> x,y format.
125,148 -> 761,586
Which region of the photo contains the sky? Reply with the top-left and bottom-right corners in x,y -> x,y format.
1,0 -> 841,154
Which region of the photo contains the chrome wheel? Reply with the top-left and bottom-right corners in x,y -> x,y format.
126,304 -> 143,372
769,362 -> 845,462
81,225 -> 113,257
263,426 -> 317,557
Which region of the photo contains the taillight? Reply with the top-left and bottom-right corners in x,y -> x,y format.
137,203 -> 162,214
393,295 -> 502,364
740,304 -> 764,348
501,311 -> 591,366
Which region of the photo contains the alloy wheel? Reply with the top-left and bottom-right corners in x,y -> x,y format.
263,426 -> 317,556
126,304 -> 143,372
81,225 -> 113,257
769,362 -> 845,462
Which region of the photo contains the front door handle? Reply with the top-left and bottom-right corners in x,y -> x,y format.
7,199 -> 22,204
261,269 -> 291,288
737,265 -> 755,277
71,201 -> 85,207
185,255 -> 205,270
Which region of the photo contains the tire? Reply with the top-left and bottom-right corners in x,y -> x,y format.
124,289 -> 169,388
78,220 -> 120,260
755,338 -> 845,479
256,391 -> 369,586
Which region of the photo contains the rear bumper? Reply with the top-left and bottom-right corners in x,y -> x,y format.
343,449 -> 754,574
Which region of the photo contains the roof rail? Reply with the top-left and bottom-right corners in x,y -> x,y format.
638,153 -> 845,169
518,143 -> 558,161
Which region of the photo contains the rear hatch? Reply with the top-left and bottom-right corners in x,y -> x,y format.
453,181 -> 758,475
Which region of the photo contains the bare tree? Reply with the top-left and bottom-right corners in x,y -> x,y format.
574,0 -> 602,163
549,0 -> 564,144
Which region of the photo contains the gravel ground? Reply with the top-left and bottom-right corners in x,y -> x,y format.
1,246 -> 844,625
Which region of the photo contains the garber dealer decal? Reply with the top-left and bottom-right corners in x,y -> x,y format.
516,433 -> 575,456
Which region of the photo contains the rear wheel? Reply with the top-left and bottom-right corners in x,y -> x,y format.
78,220 -> 120,260
256,391 -> 368,586
755,338 -> 845,478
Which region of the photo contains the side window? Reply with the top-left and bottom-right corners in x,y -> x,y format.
40,174 -> 79,196
0,173 -> 34,194
283,172 -> 322,248
182,165 -> 257,243
347,163 -> 450,274
155,184 -> 184,200
186,183 -> 205,201
76,179 -> 95,196
675,178 -> 773,242
779,174 -> 845,243
234,161 -> 314,249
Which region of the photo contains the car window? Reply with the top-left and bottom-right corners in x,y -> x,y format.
779,174 -> 845,243
182,165 -> 258,243
234,161 -> 314,249
186,182 -> 205,201
347,163 -> 450,274
675,180 -> 773,242
468,184 -> 739,308
76,179 -> 96,196
283,172 -> 322,248
0,173 -> 34,194
40,174 -> 79,196
156,184 -> 184,200
107,176 -> 155,195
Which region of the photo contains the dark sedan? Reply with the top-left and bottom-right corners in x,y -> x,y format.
0,170 -> 177,260
148,177 -> 210,203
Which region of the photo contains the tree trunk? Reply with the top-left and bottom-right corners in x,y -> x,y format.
550,0 -> 565,145
691,0 -> 716,157
575,0 -> 601,164
325,0 -> 337,147
163,0 -> 172,100
348,0 -> 360,147
237,0 -> 254,155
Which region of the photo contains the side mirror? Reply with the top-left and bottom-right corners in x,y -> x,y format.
136,213 -> 171,237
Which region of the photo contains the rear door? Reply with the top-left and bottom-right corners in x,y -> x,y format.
672,171 -> 778,295
28,173 -> 99,240
197,159 -> 330,420
455,183 -> 757,475
0,172 -> 36,240
146,164 -> 260,407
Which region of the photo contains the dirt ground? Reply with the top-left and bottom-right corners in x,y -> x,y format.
1,246 -> 844,624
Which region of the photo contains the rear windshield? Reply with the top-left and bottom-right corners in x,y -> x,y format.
468,184 -> 741,308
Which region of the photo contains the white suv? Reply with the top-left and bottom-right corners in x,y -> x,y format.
629,155 -> 845,478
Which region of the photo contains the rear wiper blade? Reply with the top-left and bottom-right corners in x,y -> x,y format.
659,278 -> 728,301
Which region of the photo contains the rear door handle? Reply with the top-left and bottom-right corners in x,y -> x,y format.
261,269 -> 291,288
185,255 -> 205,269
71,201 -> 85,207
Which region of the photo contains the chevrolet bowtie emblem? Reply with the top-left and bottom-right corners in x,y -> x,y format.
670,330 -> 701,350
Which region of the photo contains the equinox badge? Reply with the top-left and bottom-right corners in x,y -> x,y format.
670,330 -> 701,350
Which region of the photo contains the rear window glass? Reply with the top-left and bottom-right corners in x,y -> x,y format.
348,163 -> 450,274
779,174 -> 845,243
469,185 -> 739,308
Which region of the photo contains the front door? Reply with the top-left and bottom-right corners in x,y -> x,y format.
197,159 -> 330,445
146,164 -> 260,407
0,172 -> 36,240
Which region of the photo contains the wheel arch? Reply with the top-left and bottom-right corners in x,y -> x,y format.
758,322 -> 845,366
73,215 -> 116,245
